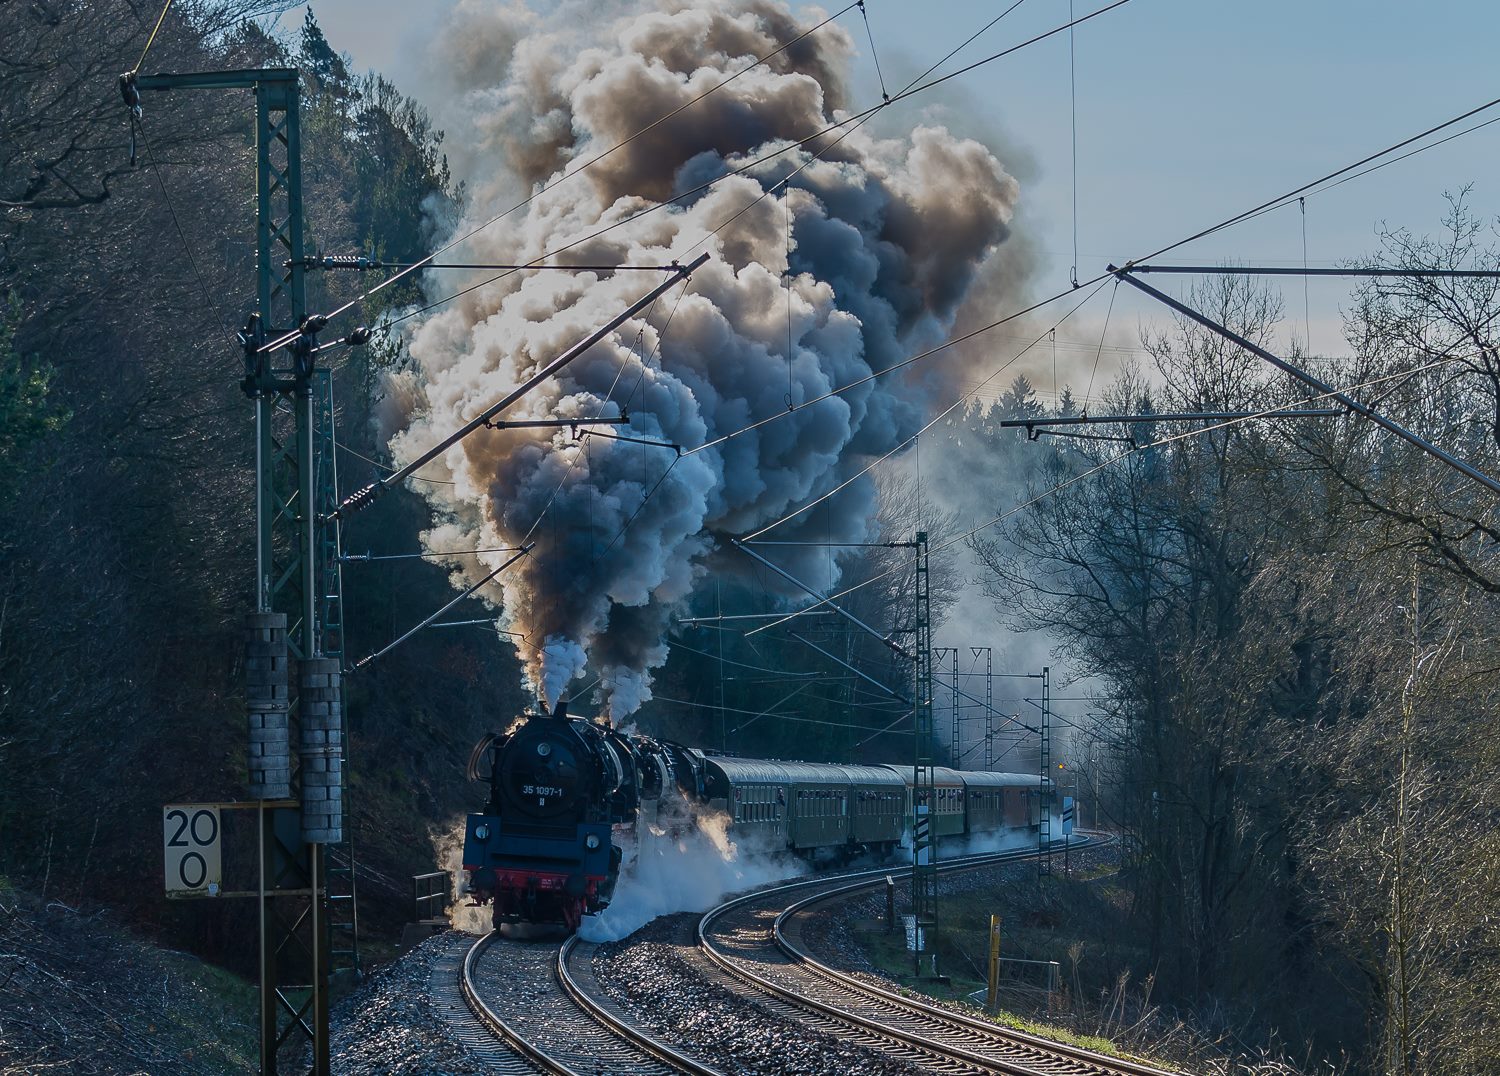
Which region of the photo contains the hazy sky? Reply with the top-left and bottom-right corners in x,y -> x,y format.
279,0 -> 1499,369
265,1 -> 1498,732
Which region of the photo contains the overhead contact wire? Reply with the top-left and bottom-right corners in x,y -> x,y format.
741,280 -> 1108,541
515,271 -> 696,569
133,0 -> 175,73
857,1 -> 890,101
1069,0 -> 1079,287
333,434 -> 458,485
136,116 -> 234,343
750,348 -> 1495,635
1083,278 -> 1117,406
258,2 -> 862,355
1134,95 -> 1500,268
669,0 -> 1042,316
687,92 -> 1500,461
288,0 -> 1124,353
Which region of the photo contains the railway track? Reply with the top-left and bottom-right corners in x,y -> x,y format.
460,928 -> 721,1075
428,934 -> 546,1074
694,840 -> 1183,1076
453,841 -> 1175,1076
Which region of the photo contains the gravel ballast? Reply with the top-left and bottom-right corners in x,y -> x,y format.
592,911 -> 928,1076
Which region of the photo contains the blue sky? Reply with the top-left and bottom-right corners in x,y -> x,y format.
270,1 -> 1499,721
281,0 -> 1499,378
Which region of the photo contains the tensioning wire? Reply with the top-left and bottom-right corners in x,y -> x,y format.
257,2 -> 863,356
749,346 -> 1496,637
322,0 -> 1129,352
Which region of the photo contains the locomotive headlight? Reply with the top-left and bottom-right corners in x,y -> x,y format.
537,742 -> 552,757
475,824 -> 489,840
585,834 -> 601,850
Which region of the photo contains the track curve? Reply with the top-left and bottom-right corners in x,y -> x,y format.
461,929 -> 721,1075
697,841 -> 1183,1076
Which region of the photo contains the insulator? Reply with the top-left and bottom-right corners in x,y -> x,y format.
299,658 -> 344,844
245,612 -> 291,800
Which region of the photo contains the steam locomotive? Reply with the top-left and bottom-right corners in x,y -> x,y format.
461,699 -> 1056,930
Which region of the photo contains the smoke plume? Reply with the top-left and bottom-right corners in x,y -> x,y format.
386,0 -> 1025,716
578,791 -> 799,943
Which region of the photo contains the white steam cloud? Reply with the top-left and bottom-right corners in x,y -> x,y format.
579,792 -> 800,943
387,0 -> 1023,715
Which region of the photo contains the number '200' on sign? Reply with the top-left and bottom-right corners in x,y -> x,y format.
163,805 -> 222,896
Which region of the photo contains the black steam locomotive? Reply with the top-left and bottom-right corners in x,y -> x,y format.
462,700 -> 1056,930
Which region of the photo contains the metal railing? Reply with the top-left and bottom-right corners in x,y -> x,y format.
413,871 -> 449,923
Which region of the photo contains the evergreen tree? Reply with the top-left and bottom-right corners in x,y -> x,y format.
997,373 -> 1044,419
300,9 -> 352,103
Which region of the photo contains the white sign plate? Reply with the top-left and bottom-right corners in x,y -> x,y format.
163,805 -> 222,897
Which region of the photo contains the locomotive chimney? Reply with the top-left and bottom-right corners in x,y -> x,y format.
553,696 -> 569,721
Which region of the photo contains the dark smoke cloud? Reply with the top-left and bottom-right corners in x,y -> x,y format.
386,0 -> 1026,717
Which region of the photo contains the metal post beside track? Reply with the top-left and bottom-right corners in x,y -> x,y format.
136,67 -> 341,1076
986,914 -> 1001,1014
1039,666 -> 1052,879
911,532 -> 938,977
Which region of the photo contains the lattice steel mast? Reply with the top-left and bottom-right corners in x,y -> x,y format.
132,67 -> 347,1075
1038,665 -> 1052,878
972,647 -> 992,768
911,531 -> 938,976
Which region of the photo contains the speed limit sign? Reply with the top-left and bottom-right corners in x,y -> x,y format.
163,805 -> 222,897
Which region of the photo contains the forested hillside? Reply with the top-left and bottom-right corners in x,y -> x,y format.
3,4 -> 1498,1074
971,247 -> 1500,1070
0,0 -> 929,959
0,1 -> 519,952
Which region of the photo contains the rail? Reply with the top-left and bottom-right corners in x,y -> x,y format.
460,934 -> 584,1076
699,837 -> 1185,1076
557,936 -> 724,1075
459,929 -> 719,1075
